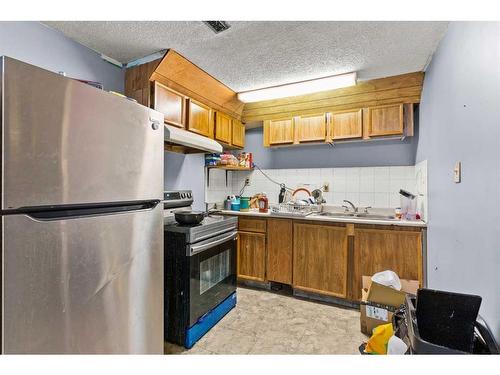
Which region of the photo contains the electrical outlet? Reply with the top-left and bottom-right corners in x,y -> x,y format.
323,182 -> 330,192
245,177 -> 251,186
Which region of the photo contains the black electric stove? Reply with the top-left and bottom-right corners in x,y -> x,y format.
163,190 -> 238,348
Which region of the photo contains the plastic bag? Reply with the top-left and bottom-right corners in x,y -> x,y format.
371,270 -> 402,291
387,335 -> 408,354
365,323 -> 394,354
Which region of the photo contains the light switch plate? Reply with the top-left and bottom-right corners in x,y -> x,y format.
454,161 -> 461,183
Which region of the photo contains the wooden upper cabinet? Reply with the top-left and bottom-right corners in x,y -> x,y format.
293,222 -> 348,298
187,99 -> 213,138
366,104 -> 404,137
328,109 -> 363,141
152,82 -> 185,128
267,219 -> 293,284
232,119 -> 245,148
295,113 -> 327,143
352,227 -> 423,301
214,112 -> 232,144
268,117 -> 294,145
237,231 -> 266,282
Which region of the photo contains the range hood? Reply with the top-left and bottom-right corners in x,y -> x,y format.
164,125 -> 223,154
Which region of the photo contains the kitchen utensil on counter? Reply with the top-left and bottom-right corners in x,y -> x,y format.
399,189 -> 417,220
240,197 -> 251,212
292,187 -> 312,199
231,196 -> 240,211
258,194 -> 269,213
311,188 -> 326,204
270,202 -> 320,217
224,196 -> 233,210
278,184 -> 287,203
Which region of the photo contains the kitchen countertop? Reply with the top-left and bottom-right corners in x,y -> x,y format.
220,209 -> 427,228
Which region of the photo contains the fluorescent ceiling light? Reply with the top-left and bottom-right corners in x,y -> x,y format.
237,72 -> 357,103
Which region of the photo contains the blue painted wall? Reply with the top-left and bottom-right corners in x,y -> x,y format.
0,22 -> 124,92
417,22 -> 500,340
243,110 -> 419,169
164,152 -> 206,210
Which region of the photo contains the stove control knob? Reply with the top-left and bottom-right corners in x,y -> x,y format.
181,193 -> 186,199
187,193 -> 192,199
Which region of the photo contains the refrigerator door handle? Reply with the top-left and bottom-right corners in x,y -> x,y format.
20,200 -> 161,221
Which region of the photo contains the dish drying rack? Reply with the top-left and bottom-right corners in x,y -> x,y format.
270,203 -> 321,217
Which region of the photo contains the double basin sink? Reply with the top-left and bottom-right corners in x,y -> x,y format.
312,211 -> 398,221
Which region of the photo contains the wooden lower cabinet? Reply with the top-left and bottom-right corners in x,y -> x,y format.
237,231 -> 266,281
267,219 -> 293,284
352,227 -> 423,300
235,216 -> 424,303
238,217 -> 266,233
293,222 -> 349,298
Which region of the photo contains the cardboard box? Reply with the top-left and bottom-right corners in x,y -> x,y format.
360,275 -> 419,335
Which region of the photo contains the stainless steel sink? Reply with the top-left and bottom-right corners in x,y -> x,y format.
318,212 -> 355,217
355,213 -> 397,220
317,212 -> 397,221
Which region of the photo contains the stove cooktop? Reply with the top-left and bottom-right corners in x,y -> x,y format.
164,214 -> 238,244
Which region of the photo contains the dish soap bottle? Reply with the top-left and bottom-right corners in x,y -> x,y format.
258,193 -> 269,213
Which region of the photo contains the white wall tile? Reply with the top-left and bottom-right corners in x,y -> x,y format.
344,192 -> 360,206
373,167 -> 390,180
390,193 -> 401,208
332,192 -> 346,205
389,166 -> 408,179
205,165 -> 418,209
374,193 -> 390,208
346,174 -> 360,192
360,174 -> 375,193
359,192 -> 374,207
374,177 -> 390,193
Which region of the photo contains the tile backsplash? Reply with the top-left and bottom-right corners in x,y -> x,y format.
206,165 -> 427,217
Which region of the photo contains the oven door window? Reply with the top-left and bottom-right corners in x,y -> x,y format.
189,234 -> 237,326
199,249 -> 231,294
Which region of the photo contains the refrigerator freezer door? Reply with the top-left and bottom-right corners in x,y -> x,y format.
2,205 -> 163,354
1,57 -> 164,210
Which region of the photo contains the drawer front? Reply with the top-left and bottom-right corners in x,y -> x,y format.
238,217 -> 267,233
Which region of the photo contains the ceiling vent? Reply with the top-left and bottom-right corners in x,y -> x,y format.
203,21 -> 231,34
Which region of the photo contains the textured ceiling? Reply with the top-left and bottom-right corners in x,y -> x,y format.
43,21 -> 448,92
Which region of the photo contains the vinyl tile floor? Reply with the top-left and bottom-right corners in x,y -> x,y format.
164,286 -> 368,355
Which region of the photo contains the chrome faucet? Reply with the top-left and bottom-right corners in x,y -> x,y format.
342,200 -> 357,213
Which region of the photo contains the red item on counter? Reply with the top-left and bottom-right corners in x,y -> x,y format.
258,195 -> 269,213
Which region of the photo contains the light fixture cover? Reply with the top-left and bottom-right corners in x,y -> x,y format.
238,72 -> 357,103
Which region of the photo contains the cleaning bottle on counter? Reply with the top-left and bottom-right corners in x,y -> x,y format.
224,196 -> 232,211
258,193 -> 269,213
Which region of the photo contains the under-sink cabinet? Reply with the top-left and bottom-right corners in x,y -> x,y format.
293,222 -> 348,298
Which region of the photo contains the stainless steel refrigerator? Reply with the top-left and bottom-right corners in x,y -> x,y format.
0,57 -> 164,354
